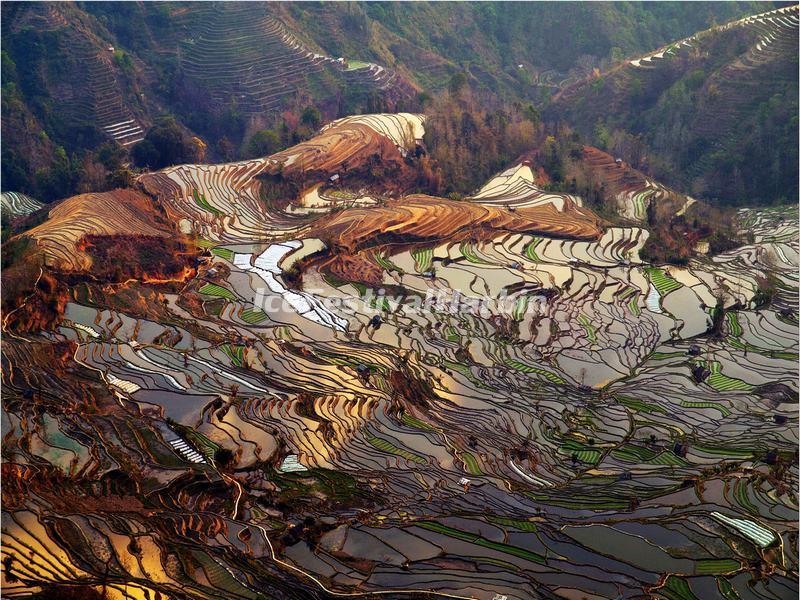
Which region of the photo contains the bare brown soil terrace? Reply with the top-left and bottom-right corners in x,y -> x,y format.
306,193 -> 604,284
310,194 -> 605,253
18,190 -> 172,271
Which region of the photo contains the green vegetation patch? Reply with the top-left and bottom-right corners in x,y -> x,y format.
241,308 -> 268,324
701,361 -> 754,392
460,241 -> 490,264
315,350 -> 385,373
374,251 -> 405,274
221,344 -> 245,367
650,351 -> 685,360
415,521 -> 545,564
322,271 -> 348,288
345,59 -> 371,70
694,558 -> 742,575
192,189 -> 223,217
267,466 -> 372,504
560,439 -> 601,465
717,577 -> 741,600
656,575 -> 700,600
616,395 -> 667,414
646,451 -> 689,466
645,267 -> 682,296
524,238 -> 542,262
577,313 -> 597,343
628,295 -> 641,316
512,296 -> 529,321
680,400 -> 731,417
400,412 -> 435,431
727,336 -> 798,361
367,436 -> 427,464
212,247 -> 234,261
199,283 -> 236,301
411,247 -> 433,273
733,479 -> 758,514
524,492 -> 628,511
204,300 -> 224,316
462,452 -> 483,475
726,312 -> 742,337
611,444 -> 658,463
504,358 -> 564,384
487,516 -> 538,532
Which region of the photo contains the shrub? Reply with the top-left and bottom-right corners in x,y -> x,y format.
243,130 -> 280,159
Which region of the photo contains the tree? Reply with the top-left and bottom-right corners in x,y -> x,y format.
300,105 -> 321,130
448,72 -> 468,96
243,130 -> 280,159
522,104 -> 540,125
217,136 -> 235,162
213,447 -> 235,469
131,116 -> 199,169
131,139 -> 159,169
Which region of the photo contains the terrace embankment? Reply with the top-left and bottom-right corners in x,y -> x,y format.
260,115 -> 425,191
305,194 -> 605,284
138,113 -> 427,242
16,190 -> 174,272
2,189 -> 194,331
77,234 -> 197,285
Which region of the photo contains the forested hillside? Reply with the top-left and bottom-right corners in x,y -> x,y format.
285,2 -> 768,98
2,1 -> 791,208
547,5 -> 798,206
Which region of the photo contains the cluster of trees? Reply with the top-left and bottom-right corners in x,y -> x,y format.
589,90 -> 798,208
131,116 -> 204,169
422,88 -> 544,196
293,1 -> 751,98
638,193 -> 739,265
2,136 -> 133,204
240,106 -> 322,159
552,23 -> 797,208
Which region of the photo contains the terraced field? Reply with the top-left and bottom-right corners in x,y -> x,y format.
629,4 -> 798,72
2,113 -> 797,600
6,3 -> 145,146
139,113 -> 426,242
179,3 -> 405,115
16,190 -> 170,270
470,162 -> 587,212
0,192 -> 44,217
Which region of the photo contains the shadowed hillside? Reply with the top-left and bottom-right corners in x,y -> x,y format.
3,1 -> 775,205
547,4 -> 799,206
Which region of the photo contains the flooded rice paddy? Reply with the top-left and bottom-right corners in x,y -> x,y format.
3,207 -> 798,600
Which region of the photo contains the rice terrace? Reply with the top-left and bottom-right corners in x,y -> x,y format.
0,2 -> 797,600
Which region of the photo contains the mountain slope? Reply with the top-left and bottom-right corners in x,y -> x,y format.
547,4 -> 799,206
281,2 -> 770,97
2,1 -> 772,204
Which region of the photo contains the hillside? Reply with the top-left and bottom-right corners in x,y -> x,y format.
2,1 -> 774,205
547,4 -> 799,206
280,2 -> 769,97
0,2 -> 415,200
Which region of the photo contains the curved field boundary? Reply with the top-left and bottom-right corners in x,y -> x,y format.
1,192 -> 44,216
